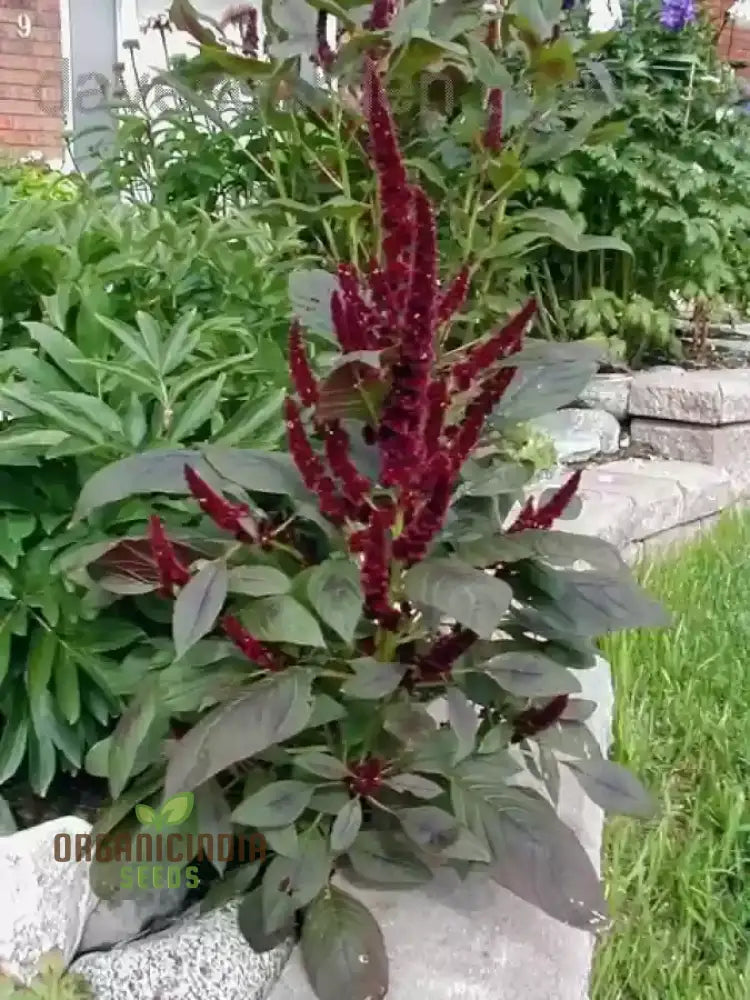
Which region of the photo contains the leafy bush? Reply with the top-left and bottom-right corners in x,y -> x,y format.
0,195 -> 303,792
534,1 -> 750,359
0,950 -> 92,999
76,55 -> 665,1000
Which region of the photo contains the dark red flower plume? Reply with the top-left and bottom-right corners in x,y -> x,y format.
148,516 -> 191,597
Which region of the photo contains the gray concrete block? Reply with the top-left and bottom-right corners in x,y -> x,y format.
630,419 -> 750,466
530,409 -> 622,463
577,375 -> 632,421
629,369 -> 750,425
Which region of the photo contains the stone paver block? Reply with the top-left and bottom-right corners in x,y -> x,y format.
630,419 -> 750,467
270,664 -> 613,1000
629,369 -> 750,425
577,374 -> 632,421
530,409 -> 621,463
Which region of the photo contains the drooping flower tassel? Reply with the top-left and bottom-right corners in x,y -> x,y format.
415,627 -> 476,681
285,398 -> 348,524
184,466 -> 258,542
508,470 -> 582,533
289,321 -> 319,408
222,615 -> 281,671
451,299 -> 535,391
483,88 -> 503,154
148,516 -> 191,597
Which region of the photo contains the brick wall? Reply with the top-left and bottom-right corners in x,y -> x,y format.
706,1 -> 750,75
0,1 -> 63,162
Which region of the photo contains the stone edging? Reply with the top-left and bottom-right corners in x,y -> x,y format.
269,456 -> 750,1000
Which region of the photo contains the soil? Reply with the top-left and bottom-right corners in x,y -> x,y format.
3,771 -> 109,830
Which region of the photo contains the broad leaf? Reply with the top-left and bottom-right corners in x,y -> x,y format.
398,805 -> 460,853
294,751 -> 349,780
445,688 -> 479,762
563,759 -> 656,817
347,831 -> 433,886
307,559 -> 363,644
341,658 -> 407,699
384,773 -> 443,799
173,561 -> 228,659
289,269 -> 337,339
241,595 -> 326,647
228,565 -> 290,597
262,830 -> 331,932
163,672 -> 313,798
302,887 -> 388,1000
232,780 -> 314,828
479,651 -> 581,697
107,685 -> 162,799
204,448 -> 306,497
486,787 -> 608,930
238,886 -> 294,953
457,530 -> 629,575
330,798 -> 362,853
405,558 -> 512,638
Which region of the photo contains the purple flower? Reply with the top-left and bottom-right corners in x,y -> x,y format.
659,0 -> 695,30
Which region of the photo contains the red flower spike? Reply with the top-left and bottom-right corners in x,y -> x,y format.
148,515 -> 190,597
392,454 -> 454,564
416,627 -> 476,681
288,321 -> 319,408
348,756 -> 385,796
363,59 -> 414,311
222,615 -> 280,671
359,502 -> 399,627
324,421 -> 371,512
436,267 -> 470,328
366,0 -> 398,31
337,264 -> 375,350
509,470 -> 582,533
450,365 -> 517,472
184,465 -> 256,540
483,88 -> 503,154
423,378 -> 450,455
512,694 -> 569,743
451,299 -> 536,392
284,397 -> 348,524
377,187 -> 438,486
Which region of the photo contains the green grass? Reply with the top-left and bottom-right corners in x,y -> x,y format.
591,511 -> 750,1000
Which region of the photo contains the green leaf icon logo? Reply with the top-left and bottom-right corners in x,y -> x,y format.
135,803 -> 156,826
159,792 -> 195,826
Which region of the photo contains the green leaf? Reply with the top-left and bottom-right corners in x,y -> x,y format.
232,780 -> 314,828
330,798 -> 362,853
521,566 -> 670,637
288,270 -> 337,339
172,560 -> 228,659
201,861 -> 262,914
398,805 -> 460,854
445,688 -> 479,762
74,449 -> 216,520
341,658 -> 406,699
169,375 -> 227,442
238,887 -> 294,953
405,558 -> 512,639
27,729 -> 56,797
0,698 -> 28,784
107,685 -> 160,799
22,321 -> 91,390
96,315 -> 160,371
0,794 -> 16,834
159,792 -> 196,825
164,671 -> 313,798
301,887 -> 388,1000
228,565 -> 290,597
307,559 -> 363,644
262,830 -> 331,933
562,759 -> 656,817
459,530 -> 629,576
241,596 -> 326,648
391,0 -> 433,45
293,751 -> 349,780
347,830 -> 432,885
486,787 -> 608,930
466,37 -> 513,88
53,651 -> 80,725
205,448 -> 305,497
26,629 -> 57,705
264,824 -> 300,859
479,651 -> 581,697
384,773 -> 442,799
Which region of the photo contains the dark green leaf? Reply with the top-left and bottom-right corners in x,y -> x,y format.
398,805 -> 460,853
108,685 -> 161,799
164,671 -> 313,798
262,829 -> 331,932
384,773 -> 443,799
205,448 -> 306,497
486,787 -> 608,930
294,751 -> 349,780
232,780 -> 314,828
347,830 -> 433,886
445,688 -> 479,761
0,794 -> 16,834
341,658 -> 407,699
405,558 -> 512,638
479,651 -> 581,697
330,798 -> 362,853
302,886 -> 388,1000
288,269 -> 337,339
228,565 -> 290,597
563,759 -> 656,817
238,886 -> 294,953
201,861 -> 261,913
173,560 -> 228,659
307,559 -> 363,644
241,595 -> 326,647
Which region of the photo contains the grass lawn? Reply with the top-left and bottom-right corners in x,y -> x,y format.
591,511 -> 750,1000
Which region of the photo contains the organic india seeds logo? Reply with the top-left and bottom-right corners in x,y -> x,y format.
53,792 -> 266,893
